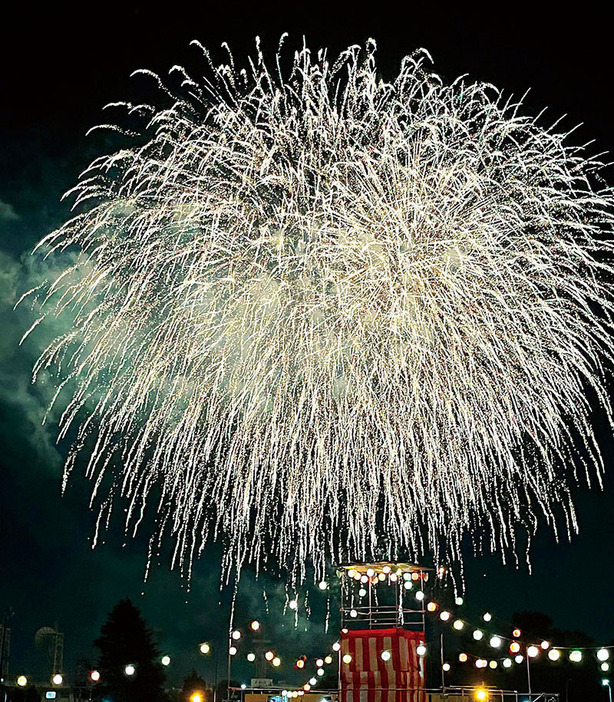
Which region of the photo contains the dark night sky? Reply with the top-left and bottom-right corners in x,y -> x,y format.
2,0 -> 614,690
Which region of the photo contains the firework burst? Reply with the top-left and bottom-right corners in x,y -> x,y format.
26,38 -> 614,584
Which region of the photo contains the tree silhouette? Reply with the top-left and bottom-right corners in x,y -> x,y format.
181,669 -> 211,702
94,598 -> 166,702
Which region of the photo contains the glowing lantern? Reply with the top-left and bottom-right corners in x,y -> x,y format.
247,653 -> 256,662
265,651 -> 275,661
502,658 -> 512,668
250,620 -> 261,631
569,650 -> 582,663
548,649 -> 560,661
427,602 -> 438,612
527,646 -> 539,659
458,653 -> 468,663
440,611 -> 451,622
90,671 -> 101,682
232,630 -> 241,640
453,620 -> 464,631
343,654 -> 352,664
509,642 -> 520,654
381,650 -> 391,662
199,642 -> 211,655
598,649 -> 611,662
512,628 -> 521,638
483,612 -> 492,622
416,644 -> 427,656
229,646 -> 238,656
52,674 -> 63,685
272,657 -> 281,667
473,630 -> 483,641
489,636 -> 502,648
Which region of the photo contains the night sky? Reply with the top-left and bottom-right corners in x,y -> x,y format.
2,0 -> 614,690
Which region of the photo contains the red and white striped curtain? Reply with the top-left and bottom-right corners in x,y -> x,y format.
340,628 -> 426,702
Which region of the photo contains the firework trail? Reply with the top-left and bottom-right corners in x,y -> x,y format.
25,38 -> 614,584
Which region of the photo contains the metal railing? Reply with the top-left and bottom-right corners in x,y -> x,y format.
239,686 -> 560,702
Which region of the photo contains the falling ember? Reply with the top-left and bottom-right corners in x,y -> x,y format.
25,37 -> 614,585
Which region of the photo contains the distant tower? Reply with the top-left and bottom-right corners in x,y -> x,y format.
34,627 -> 64,678
338,562 -> 430,702
0,617 -> 11,680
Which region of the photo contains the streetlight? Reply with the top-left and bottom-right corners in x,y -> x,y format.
603,679 -> 612,702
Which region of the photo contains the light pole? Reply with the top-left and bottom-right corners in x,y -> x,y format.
603,678 -> 612,702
